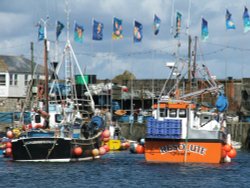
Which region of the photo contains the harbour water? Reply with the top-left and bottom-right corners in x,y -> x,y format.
1,150 -> 250,188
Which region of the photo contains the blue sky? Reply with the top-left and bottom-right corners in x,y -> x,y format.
0,0 -> 250,80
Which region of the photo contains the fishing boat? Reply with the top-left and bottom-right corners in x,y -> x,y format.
6,13 -> 108,162
144,37 -> 237,163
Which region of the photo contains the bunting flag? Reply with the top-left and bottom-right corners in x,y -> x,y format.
56,21 -> 64,40
38,23 -> 44,41
112,17 -> 123,39
226,9 -> 236,30
74,23 -> 84,43
153,14 -> 161,35
133,20 -> 143,42
174,11 -> 182,38
201,18 -> 209,41
243,6 -> 250,33
93,20 -> 104,40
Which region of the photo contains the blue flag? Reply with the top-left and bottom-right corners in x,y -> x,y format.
201,18 -> 208,41
93,20 -> 104,40
243,6 -> 250,33
133,20 -> 143,42
112,17 -> 123,39
226,9 -> 236,29
38,23 -> 44,41
74,23 -> 84,43
174,12 -> 182,38
56,21 -> 64,40
153,14 -> 161,35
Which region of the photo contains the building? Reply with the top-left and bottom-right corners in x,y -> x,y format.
0,55 -> 45,112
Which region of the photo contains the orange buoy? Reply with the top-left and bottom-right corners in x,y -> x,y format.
120,142 -> 126,150
73,147 -> 83,156
223,144 -> 232,152
136,145 -> 145,154
102,130 -> 110,138
125,142 -> 130,149
99,146 -> 106,155
6,142 -> 12,148
5,148 -> 12,156
227,148 -> 237,158
6,131 -> 14,139
92,148 -> 99,157
103,144 -> 110,153
221,149 -> 227,158
103,137 -> 110,142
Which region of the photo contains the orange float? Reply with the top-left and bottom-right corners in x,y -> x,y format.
73,147 -> 83,156
103,144 -> 110,153
136,145 -> 145,154
99,146 -> 106,155
102,130 -> 110,138
92,148 -> 99,157
223,144 -> 232,152
6,142 -> 12,148
6,131 -> 14,139
227,148 -> 237,158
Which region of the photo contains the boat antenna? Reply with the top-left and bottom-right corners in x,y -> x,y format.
170,0 -> 175,35
186,0 -> 192,35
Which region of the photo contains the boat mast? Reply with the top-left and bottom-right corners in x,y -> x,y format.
40,17 -> 50,115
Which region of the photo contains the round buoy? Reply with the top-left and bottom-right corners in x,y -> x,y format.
103,144 -> 110,153
223,144 -> 232,152
120,142 -> 126,150
6,142 -> 12,148
221,149 -> 227,158
99,146 -> 106,155
92,148 -> 99,157
103,137 -> 110,142
6,131 -> 14,139
136,145 -> 145,154
5,148 -> 12,156
125,142 -> 130,149
227,148 -> 237,158
102,130 -> 110,138
73,147 -> 83,156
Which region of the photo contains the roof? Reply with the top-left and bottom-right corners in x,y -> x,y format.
0,55 -> 45,74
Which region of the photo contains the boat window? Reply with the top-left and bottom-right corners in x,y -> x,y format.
179,109 -> 186,118
169,109 -> 177,118
55,114 -> 63,123
160,109 -> 165,117
35,114 -> 41,123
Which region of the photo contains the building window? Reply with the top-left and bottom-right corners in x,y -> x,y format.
0,74 -> 6,86
25,74 -> 29,86
9,74 -> 13,85
14,74 -> 18,85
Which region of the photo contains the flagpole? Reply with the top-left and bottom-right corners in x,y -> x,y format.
170,0 -> 175,34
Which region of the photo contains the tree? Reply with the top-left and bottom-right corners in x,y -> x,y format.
112,70 -> 136,85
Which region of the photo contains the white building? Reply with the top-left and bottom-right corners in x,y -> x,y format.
0,55 -> 45,112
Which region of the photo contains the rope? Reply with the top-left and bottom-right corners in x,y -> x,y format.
46,137 -> 58,159
22,139 -> 33,160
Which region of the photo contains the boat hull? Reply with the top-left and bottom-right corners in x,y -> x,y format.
11,137 -> 101,162
145,139 -> 224,163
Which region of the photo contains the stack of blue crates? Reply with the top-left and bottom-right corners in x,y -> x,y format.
146,118 -> 182,139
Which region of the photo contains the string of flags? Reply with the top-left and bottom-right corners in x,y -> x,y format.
38,7 -> 250,43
